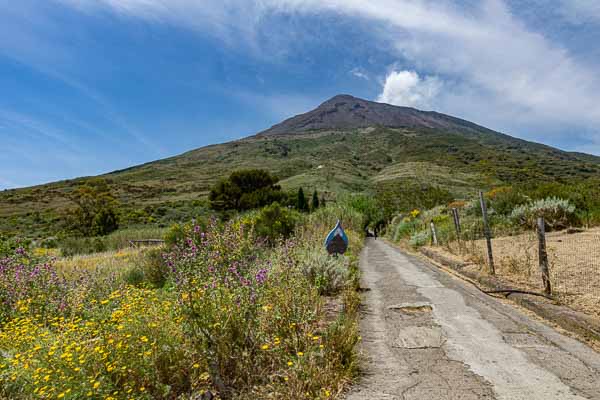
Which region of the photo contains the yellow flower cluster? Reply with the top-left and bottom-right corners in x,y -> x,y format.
0,286 -> 188,399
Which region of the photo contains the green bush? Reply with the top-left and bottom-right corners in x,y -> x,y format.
409,230 -> 430,247
164,223 -> 189,247
209,169 -> 286,211
124,248 -> 167,288
92,207 -> 119,236
510,197 -> 577,230
296,245 -> 349,295
254,202 -> 298,244
0,236 -> 26,258
393,218 -> 422,241
487,187 -> 528,216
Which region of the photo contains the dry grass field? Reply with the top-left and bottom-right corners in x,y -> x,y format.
439,228 -> 600,318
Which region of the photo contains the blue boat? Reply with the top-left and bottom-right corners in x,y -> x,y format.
325,220 -> 349,255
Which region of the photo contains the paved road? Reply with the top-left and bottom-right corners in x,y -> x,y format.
346,239 -> 600,400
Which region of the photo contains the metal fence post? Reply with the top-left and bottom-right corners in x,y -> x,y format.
537,217 -> 552,295
430,221 -> 438,246
479,191 -> 495,275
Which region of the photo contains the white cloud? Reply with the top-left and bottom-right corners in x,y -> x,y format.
49,0 -> 600,151
350,67 -> 370,81
377,70 -> 441,109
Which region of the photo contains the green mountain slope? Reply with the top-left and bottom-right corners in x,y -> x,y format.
2,95 -> 600,236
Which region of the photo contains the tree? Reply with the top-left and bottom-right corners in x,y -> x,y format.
209,169 -> 284,211
296,187 -> 308,212
92,208 -> 119,236
68,178 -> 120,236
311,190 -> 319,211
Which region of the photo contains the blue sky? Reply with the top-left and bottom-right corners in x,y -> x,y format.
2,0 -> 600,189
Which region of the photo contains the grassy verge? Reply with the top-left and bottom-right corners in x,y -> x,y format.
0,204 -> 363,399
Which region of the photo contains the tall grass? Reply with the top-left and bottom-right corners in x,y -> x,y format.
59,226 -> 168,256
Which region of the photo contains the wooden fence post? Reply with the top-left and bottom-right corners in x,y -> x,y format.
452,208 -> 461,241
537,217 -> 552,295
479,191 -> 495,275
430,221 -> 438,245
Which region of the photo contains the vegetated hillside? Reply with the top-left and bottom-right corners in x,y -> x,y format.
2,94 -> 600,236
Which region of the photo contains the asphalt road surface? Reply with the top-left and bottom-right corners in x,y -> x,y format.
346,238 -> 600,400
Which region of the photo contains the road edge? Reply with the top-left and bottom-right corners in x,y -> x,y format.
415,245 -> 600,344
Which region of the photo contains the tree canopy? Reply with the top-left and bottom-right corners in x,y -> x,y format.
209,169 -> 286,211
67,178 -> 120,236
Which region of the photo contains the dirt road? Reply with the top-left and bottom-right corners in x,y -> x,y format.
346,239 -> 600,400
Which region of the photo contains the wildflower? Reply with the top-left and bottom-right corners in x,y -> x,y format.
192,363 -> 200,369
93,381 -> 100,389
297,352 -> 304,357
261,344 -> 269,350
140,336 -> 148,343
287,361 -> 293,366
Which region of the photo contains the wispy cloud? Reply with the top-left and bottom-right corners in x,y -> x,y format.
0,1 -> 165,155
350,67 -> 370,81
0,109 -> 78,151
57,0 -> 600,151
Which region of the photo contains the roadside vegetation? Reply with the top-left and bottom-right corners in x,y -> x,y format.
384,182 -> 600,248
0,170 -> 369,399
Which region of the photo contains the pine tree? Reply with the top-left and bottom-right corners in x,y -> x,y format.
297,187 -> 308,211
312,190 -> 319,211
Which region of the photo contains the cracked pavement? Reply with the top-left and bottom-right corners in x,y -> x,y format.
346,239 -> 600,400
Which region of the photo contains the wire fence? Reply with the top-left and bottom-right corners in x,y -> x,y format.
430,198 -> 600,319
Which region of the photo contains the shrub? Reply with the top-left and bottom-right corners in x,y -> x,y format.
393,218 -> 422,241
254,202 -> 298,245
123,248 -> 168,288
164,223 -> 189,248
209,169 -> 285,211
409,230 -> 430,247
0,248 -> 69,321
92,207 -> 119,236
308,200 -> 365,235
296,245 -> 349,295
0,236 -> 26,258
487,186 -> 528,216
510,197 -> 577,230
